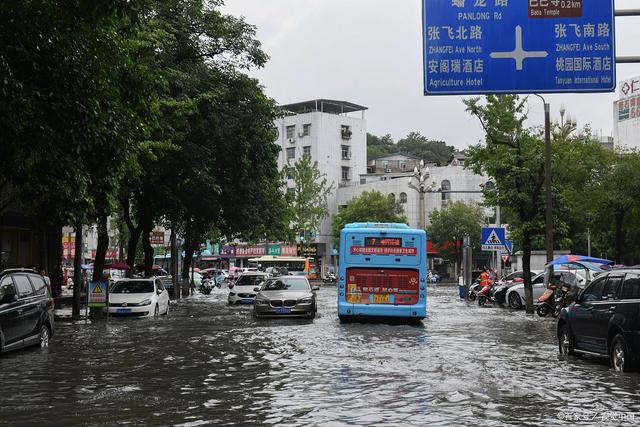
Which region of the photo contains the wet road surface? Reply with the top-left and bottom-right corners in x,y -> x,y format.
1,286 -> 639,426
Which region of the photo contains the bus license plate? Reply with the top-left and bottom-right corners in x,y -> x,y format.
373,294 -> 390,304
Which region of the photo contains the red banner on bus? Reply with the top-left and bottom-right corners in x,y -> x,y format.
350,246 -> 417,256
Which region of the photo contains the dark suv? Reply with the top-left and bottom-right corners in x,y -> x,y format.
557,268 -> 640,372
0,269 -> 54,354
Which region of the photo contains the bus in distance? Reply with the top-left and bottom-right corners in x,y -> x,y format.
337,223 -> 427,321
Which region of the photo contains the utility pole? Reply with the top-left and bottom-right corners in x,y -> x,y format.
463,235 -> 472,298
496,205 -> 502,279
72,223 -> 83,319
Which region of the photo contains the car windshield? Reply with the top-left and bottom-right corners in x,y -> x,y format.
111,280 -> 154,294
236,275 -> 265,287
263,278 -> 310,291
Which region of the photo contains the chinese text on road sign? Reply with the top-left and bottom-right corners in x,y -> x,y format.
482,227 -> 506,251
422,0 -> 615,95
88,281 -> 107,308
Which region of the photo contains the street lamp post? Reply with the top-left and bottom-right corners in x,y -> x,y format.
408,160 -> 438,230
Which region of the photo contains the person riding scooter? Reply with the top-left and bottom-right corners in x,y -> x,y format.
478,268 -> 492,297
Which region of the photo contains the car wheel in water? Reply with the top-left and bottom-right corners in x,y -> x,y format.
558,324 -> 574,356
610,334 -> 635,372
537,304 -> 550,317
39,325 -> 50,348
508,292 -> 522,309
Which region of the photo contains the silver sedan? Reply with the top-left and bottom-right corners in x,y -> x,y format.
253,277 -> 319,319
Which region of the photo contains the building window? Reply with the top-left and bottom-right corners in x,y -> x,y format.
286,125 -> 295,139
286,147 -> 295,160
360,177 -> 366,185
302,123 -> 311,136
441,180 -> 451,201
286,173 -> 293,180
341,145 -> 351,160
341,125 -> 352,139
400,162 -> 406,170
399,192 -> 407,203
341,167 -> 350,181
303,146 -> 311,157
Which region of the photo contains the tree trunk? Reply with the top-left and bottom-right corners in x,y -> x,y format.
72,224 -> 83,319
522,229 -> 534,314
92,215 -> 109,282
614,208 -> 625,264
121,196 -> 142,272
142,220 -> 154,277
182,219 -> 193,295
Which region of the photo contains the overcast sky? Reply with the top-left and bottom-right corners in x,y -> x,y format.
222,0 -> 640,150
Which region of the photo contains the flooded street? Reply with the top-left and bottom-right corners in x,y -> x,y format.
1,285 -> 638,426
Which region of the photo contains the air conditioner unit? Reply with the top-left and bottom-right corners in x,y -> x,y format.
287,138 -> 295,144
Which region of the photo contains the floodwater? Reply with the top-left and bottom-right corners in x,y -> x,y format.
1,286 -> 638,426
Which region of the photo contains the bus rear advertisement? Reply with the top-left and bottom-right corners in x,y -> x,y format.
337,223 -> 427,321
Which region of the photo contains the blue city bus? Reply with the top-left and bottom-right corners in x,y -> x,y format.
337,223 -> 428,321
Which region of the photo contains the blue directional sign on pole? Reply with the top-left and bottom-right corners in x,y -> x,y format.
422,0 -> 615,95
481,227 -> 506,251
501,239 -> 514,255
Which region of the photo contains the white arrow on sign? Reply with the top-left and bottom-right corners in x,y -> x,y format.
490,25 -> 548,71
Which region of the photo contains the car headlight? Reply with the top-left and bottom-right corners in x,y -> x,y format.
298,298 -> 313,304
138,298 -> 152,306
255,299 -> 269,305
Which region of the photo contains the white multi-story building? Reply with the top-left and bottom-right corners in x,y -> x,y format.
275,99 -> 368,271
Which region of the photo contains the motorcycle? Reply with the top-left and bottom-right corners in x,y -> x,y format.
536,283 -> 560,317
322,272 -> 337,284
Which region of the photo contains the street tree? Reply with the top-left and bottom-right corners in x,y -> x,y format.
427,201 -> 485,275
332,190 -> 407,244
283,155 -> 333,244
464,95 -> 547,314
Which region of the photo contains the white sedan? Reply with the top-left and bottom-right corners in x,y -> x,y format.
506,271 -> 582,309
108,278 -> 170,317
228,272 -> 268,305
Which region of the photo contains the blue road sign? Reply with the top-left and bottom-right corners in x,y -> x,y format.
422,0 -> 615,95
481,227 -> 506,251
502,240 -> 514,255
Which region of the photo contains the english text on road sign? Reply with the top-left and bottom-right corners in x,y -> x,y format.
481,227 -> 506,251
422,0 -> 615,95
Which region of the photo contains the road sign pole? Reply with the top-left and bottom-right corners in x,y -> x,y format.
496,205 -> 502,279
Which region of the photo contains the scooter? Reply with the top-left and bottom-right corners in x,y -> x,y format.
477,282 -> 498,306
467,280 -> 482,301
536,283 -> 560,317
199,279 -> 214,295
552,283 -> 572,317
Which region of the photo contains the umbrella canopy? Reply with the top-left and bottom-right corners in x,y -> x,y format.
104,262 -> 132,270
547,255 -> 614,267
190,267 -> 201,273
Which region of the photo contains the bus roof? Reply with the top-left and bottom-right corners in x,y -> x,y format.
343,223 -> 411,230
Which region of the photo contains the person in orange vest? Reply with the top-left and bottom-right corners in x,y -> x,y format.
479,267 -> 492,297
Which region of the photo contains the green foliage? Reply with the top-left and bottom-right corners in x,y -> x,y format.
367,131 -> 455,165
427,201 -> 485,266
283,155 -> 333,242
332,190 -> 407,244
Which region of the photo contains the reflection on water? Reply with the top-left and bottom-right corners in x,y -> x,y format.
1,287 -> 638,426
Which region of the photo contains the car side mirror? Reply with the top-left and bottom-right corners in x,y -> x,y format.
157,289 -> 163,295
228,284 -> 234,289
312,286 -> 320,291
253,287 -> 261,292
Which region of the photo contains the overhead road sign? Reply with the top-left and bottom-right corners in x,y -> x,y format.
481,227 -> 506,251
422,0 -> 616,95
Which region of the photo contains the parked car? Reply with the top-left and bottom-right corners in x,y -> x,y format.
499,270 -> 542,285
253,276 -> 319,319
107,278 -> 170,317
506,270 -> 582,309
228,272 -> 268,305
0,268 -> 54,354
558,268 -> 640,372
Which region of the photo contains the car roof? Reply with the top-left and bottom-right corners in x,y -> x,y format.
1,268 -> 40,275
267,275 -> 308,281
239,272 -> 267,276
114,277 -> 155,282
